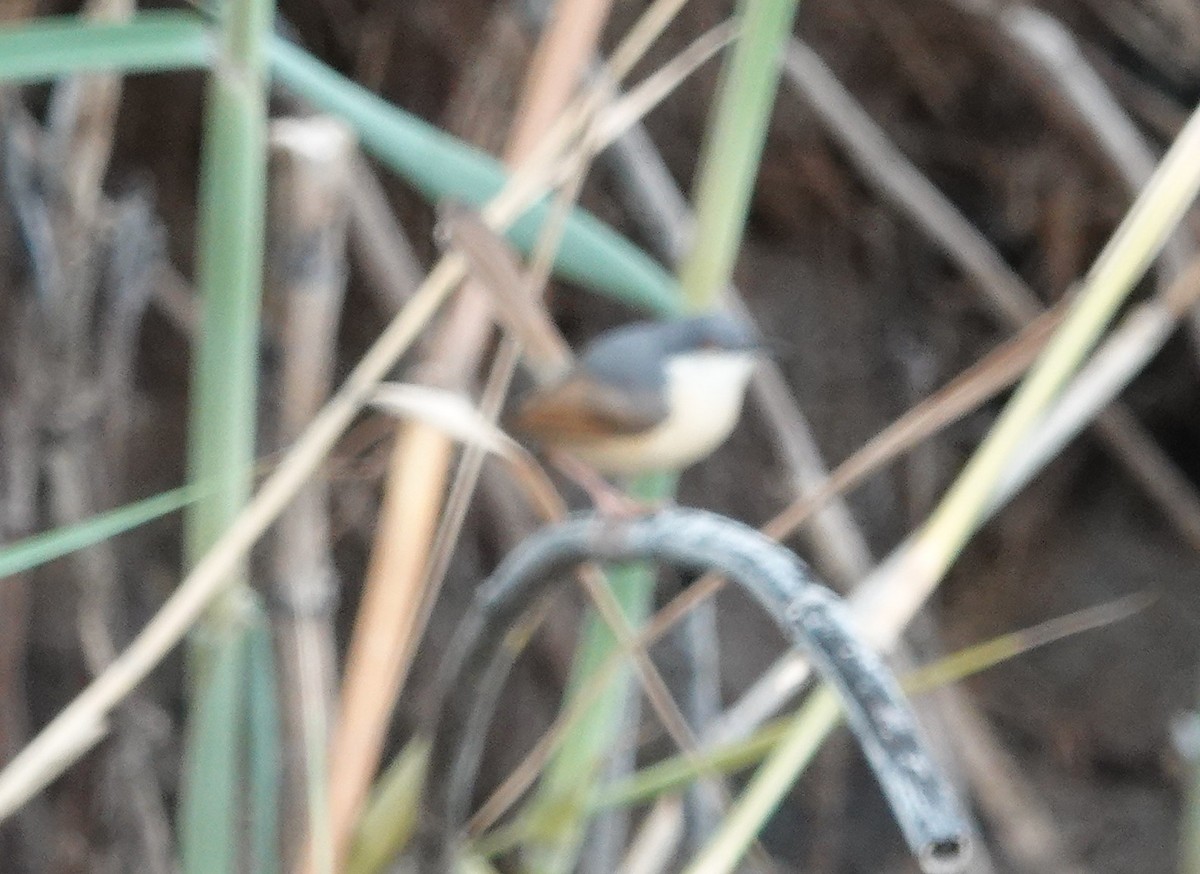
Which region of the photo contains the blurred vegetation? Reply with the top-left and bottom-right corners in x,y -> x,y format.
0,1 -> 1199,873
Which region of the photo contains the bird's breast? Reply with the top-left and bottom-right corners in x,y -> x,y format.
565,352 -> 757,475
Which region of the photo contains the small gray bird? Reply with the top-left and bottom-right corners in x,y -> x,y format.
434,202 -> 763,477
510,313 -> 763,476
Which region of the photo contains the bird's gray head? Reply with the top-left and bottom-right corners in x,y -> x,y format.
578,313 -> 761,391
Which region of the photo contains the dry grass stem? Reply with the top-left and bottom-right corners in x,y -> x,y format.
346,158 -> 425,313
264,114 -> 356,872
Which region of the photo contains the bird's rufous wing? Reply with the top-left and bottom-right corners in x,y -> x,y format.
509,372 -> 668,442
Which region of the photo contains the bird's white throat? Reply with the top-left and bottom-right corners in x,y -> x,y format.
569,350 -> 758,475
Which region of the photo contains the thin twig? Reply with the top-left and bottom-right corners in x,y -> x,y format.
962,3 -> 1197,278
346,157 -> 425,313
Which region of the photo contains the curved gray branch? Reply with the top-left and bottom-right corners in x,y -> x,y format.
419,508 -> 969,873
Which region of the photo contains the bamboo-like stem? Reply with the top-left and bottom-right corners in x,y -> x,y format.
654,0 -> 802,856
182,0 -> 273,610
178,0 -> 277,868
265,116 -> 356,873
523,561 -> 657,872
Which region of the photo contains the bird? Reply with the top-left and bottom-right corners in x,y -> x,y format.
508,313 -> 763,476
434,200 -> 763,481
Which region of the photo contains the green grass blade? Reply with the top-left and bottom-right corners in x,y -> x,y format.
591,624 -> 1054,810
595,595 -> 1146,862
0,486 -> 196,580
183,0 -> 273,570
678,0 -> 801,309
0,12 -> 212,81
592,717 -> 792,811
520,561 -> 656,872
521,473 -> 675,872
459,857 -> 502,874
681,687 -> 840,874
246,613 -> 282,874
179,617 -> 251,874
0,12 -> 679,313
917,98 -> 1200,584
267,37 -> 680,315
180,0 -> 277,870
346,738 -> 430,874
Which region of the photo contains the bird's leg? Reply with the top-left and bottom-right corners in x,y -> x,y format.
548,450 -> 657,517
